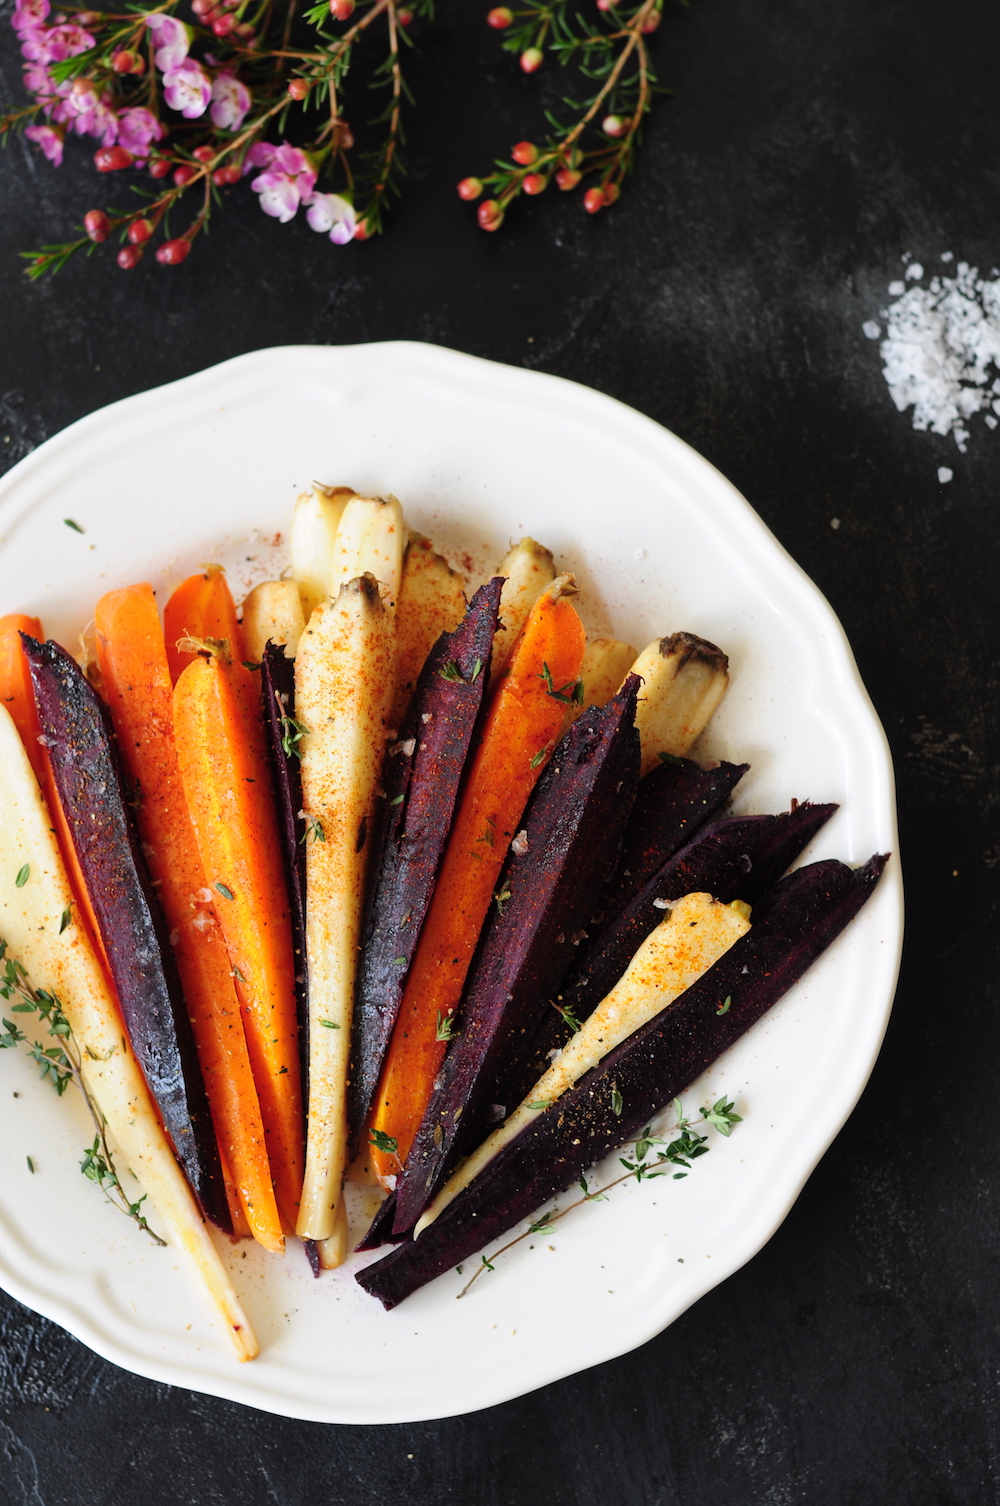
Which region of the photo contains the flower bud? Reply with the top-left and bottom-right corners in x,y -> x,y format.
596,0 -> 615,9
156,239 -> 192,266
330,0 -> 355,18
83,209 -> 111,243
111,49 -> 144,74
519,46 -> 543,72
149,157 -> 172,178
287,77 -> 310,100
583,186 -> 605,213
173,163 -> 199,186
193,145 -> 215,163
602,181 -> 620,203
522,173 -> 547,195
212,12 -> 236,34
397,7 -> 413,23
640,8 -> 661,31
511,141 -> 538,166
602,114 -> 626,137
486,6 -> 513,25
457,177 -> 483,201
117,244 -> 143,270
477,199 -> 503,231
128,217 -> 154,244
353,219 -> 371,241
234,22 -> 255,38
212,164 -> 241,185
72,10 -> 101,23
94,145 -> 134,172
191,0 -> 213,13
554,167 -> 581,191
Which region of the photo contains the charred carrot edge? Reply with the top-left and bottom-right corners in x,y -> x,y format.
164,566 -> 245,685
173,650 -> 304,1232
95,584 -> 284,1254
367,575 -> 586,1183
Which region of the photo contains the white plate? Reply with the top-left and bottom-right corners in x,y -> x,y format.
0,343 -> 902,1424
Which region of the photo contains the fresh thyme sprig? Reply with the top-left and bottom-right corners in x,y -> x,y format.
0,941 -> 165,1245
456,1094 -> 741,1297
459,0 -> 670,229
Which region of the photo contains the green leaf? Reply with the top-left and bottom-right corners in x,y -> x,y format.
611,1084 -> 623,1116
530,748 -> 547,769
435,1009 -> 458,1042
58,909 -> 72,934
658,751 -> 685,766
14,864 -> 29,889
527,1099 -> 550,1111
214,882 -> 234,901
63,518 -> 84,534
716,994 -> 732,1015
318,1019 -> 341,1029
369,1127 -> 398,1156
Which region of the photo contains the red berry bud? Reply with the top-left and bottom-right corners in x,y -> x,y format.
83,209 -> 111,243
329,0 -> 355,17
72,10 -> 101,23
173,163 -> 199,186
486,5 -> 513,25
511,141 -> 538,166
602,181 -> 620,204
397,7 -> 413,23
287,77 -> 310,100
596,0 -> 615,9
193,145 -> 215,163
583,186 -> 605,213
156,238 -> 192,266
602,114 -> 626,138
457,177 -> 484,201
111,49 -> 144,73
212,164 -> 242,185
640,8 -> 660,30
212,12 -> 236,33
522,173 -> 547,195
191,0 -> 213,13
94,145 -> 134,172
477,199 -> 503,231
127,217 -> 154,244
149,157 -> 172,179
519,46 -> 543,72
554,167 -> 581,190
353,219 -> 371,241
234,22 -> 255,38
117,244 -> 144,270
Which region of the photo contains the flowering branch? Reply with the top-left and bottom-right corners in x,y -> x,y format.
2,0 -> 433,275
457,0 -> 667,229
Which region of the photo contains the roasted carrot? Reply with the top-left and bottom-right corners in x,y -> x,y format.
173,649 -> 304,1231
0,614 -> 45,784
367,574 -> 586,1184
95,584 -> 284,1253
164,565 -> 245,684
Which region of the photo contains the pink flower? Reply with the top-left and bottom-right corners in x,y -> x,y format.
247,141 -> 316,222
24,123 -> 63,164
12,0 -> 49,34
62,79 -> 119,144
117,106 -> 163,160
38,22 -> 94,61
162,62 -> 211,118
22,62 -> 54,95
144,14 -> 190,71
306,192 -> 356,245
210,71 -> 250,130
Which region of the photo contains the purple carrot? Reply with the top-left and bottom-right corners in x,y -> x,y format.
260,643 -> 308,1081
357,853 -> 888,1308
492,801 -> 838,1119
355,1190 -> 409,1251
347,579 -> 504,1155
392,677 -> 642,1235
23,636 -> 230,1232
598,755 -> 748,922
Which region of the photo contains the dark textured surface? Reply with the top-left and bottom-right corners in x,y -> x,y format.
0,0 -> 997,1499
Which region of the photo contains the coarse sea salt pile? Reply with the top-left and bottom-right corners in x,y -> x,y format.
863,255 -> 1000,478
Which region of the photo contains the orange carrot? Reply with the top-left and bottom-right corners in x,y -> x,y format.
164,565 -> 245,684
173,649 -> 304,1231
0,614 -> 45,784
368,576 -> 586,1183
95,584 -> 284,1253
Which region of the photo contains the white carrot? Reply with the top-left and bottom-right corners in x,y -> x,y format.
329,494 -> 405,607
569,638 -> 637,722
295,576 -> 395,1239
241,579 -> 306,662
414,892 -> 751,1236
490,537 -> 556,680
290,484 -> 355,621
390,534 -> 466,729
627,632 -> 730,776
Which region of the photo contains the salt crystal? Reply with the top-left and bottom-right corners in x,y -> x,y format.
941,251 -> 954,262
905,262 -> 924,280
862,320 -> 881,340
871,260 -> 1000,455
938,467 -> 954,483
